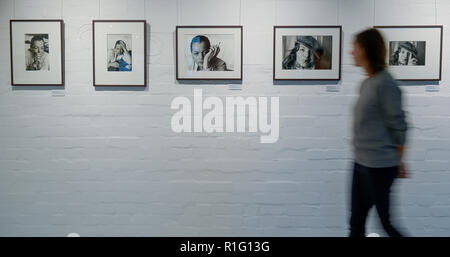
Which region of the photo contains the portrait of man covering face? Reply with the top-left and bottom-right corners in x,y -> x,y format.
25,34 -> 50,71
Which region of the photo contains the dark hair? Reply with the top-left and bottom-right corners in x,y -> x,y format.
30,35 -> 44,46
114,40 -> 128,54
282,36 -> 319,69
355,28 -> 387,74
190,35 -> 211,52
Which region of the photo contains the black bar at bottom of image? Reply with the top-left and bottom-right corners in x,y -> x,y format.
0,237 -> 449,255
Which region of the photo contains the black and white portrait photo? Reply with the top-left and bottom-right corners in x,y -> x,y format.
282,35 -> 332,70
389,41 -> 425,66
176,26 -> 242,80
187,34 -> 234,72
107,34 -> 132,72
25,34 -> 50,71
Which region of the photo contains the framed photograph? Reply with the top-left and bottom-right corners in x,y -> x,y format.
273,26 -> 342,81
10,20 -> 64,86
176,26 -> 243,80
93,20 -> 147,87
374,25 -> 443,81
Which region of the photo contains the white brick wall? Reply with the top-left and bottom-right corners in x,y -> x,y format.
0,0 -> 449,236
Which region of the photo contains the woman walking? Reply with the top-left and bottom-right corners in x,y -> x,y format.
349,28 -> 409,237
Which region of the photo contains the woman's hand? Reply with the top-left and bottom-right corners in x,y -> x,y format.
119,41 -> 132,65
398,161 -> 408,179
396,145 -> 408,178
107,50 -> 119,68
409,57 -> 418,65
118,41 -> 128,53
109,61 -> 119,68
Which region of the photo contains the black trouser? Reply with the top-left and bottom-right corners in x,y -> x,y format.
349,162 -> 404,237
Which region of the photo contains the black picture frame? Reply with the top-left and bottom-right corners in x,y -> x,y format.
92,20 -> 147,87
374,25 -> 443,81
176,25 -> 243,81
10,19 -> 65,86
273,25 -> 342,81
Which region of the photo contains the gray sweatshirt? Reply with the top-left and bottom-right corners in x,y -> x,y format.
352,69 -> 408,168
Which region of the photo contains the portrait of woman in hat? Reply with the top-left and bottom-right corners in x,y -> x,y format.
282,36 -> 331,70
282,36 -> 319,70
390,41 -> 425,66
